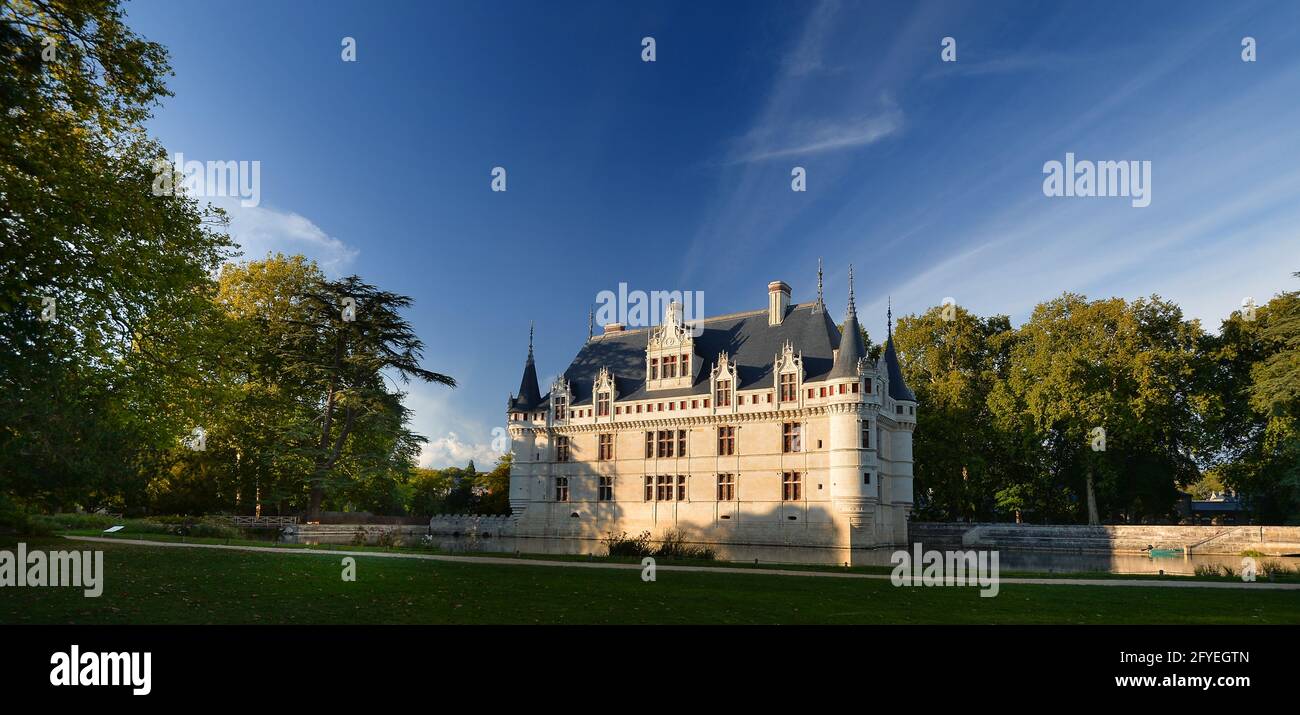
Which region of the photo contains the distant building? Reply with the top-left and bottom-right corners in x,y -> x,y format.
505,268 -> 917,551
1176,491 -> 1249,525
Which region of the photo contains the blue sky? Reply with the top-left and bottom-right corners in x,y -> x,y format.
126,0 -> 1300,467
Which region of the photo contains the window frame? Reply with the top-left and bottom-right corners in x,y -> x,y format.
782,422 -> 802,453
717,473 -> 735,501
781,471 -> 802,501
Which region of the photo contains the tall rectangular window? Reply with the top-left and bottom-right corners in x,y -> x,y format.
656,475 -> 672,501
676,474 -> 687,501
715,379 -> 731,407
644,475 -> 653,501
717,426 -> 735,456
644,431 -> 654,458
717,474 -> 735,501
556,435 -> 570,462
555,476 -> 569,502
782,471 -> 801,501
657,430 -> 675,458
677,429 -> 687,456
779,372 -> 796,402
663,354 -> 677,378
861,420 -> 871,449
597,392 -> 610,416
598,433 -> 614,461
782,422 -> 801,453
598,476 -> 613,501
553,394 -> 566,420
650,358 -> 659,380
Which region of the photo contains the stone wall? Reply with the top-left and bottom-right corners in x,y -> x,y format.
910,522 -> 1300,556
428,514 -> 516,537
283,523 -> 427,546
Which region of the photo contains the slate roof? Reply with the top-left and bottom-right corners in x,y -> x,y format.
828,309 -> 866,379
508,350 -> 545,411
556,302 -> 846,406
882,338 -> 916,402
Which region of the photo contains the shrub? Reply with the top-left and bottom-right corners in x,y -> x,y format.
376,528 -> 405,548
604,530 -> 653,558
653,529 -> 716,561
1261,560 -> 1294,577
603,529 -> 716,561
0,496 -> 54,537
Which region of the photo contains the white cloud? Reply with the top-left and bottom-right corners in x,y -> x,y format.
213,197 -> 359,275
402,382 -> 506,470
420,432 -> 503,470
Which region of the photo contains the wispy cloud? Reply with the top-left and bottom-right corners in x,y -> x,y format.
214,197 -> 359,275
728,102 -> 903,163
923,52 -> 1077,80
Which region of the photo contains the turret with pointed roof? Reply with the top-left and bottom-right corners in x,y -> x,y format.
828,264 -> 866,379
881,299 -> 916,401
508,323 -> 544,411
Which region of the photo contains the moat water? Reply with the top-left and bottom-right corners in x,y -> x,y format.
293,531 -> 1300,576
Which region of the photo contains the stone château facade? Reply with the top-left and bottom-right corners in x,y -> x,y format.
506,268 -> 917,552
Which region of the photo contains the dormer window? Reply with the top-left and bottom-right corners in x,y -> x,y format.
550,378 -> 572,423
645,301 -> 695,391
773,340 -> 804,408
593,367 -> 617,419
716,379 -> 731,407
779,373 -> 796,402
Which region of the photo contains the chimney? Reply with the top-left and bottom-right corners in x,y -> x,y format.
768,281 -> 791,326
604,322 -> 625,334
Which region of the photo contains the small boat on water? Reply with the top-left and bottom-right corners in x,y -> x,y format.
1144,546 -> 1184,558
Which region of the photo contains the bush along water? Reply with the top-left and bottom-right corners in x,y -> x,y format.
603,529 -> 715,561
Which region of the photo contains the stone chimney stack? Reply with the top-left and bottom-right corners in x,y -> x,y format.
768,281 -> 791,326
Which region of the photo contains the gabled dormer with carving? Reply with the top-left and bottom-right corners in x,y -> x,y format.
774,340 -> 805,408
710,351 -> 737,414
550,377 -> 572,423
645,300 -> 696,391
593,366 -> 617,421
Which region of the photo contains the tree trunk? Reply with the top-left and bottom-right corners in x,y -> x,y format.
308,486 -> 324,522
1085,468 -> 1100,525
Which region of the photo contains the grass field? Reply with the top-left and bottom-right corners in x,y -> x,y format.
2,537 -> 1298,625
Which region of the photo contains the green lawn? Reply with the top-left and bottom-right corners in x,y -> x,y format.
2,537 -> 1297,624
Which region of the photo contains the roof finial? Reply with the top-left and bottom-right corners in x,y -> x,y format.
587,305 -> 594,340
847,263 -> 857,317
815,258 -> 824,311
528,321 -> 534,360
887,296 -> 893,340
